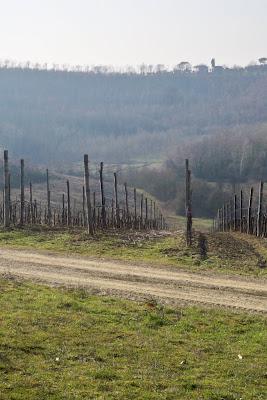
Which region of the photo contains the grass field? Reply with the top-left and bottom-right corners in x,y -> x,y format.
165,214 -> 213,232
0,227 -> 266,277
0,278 -> 266,400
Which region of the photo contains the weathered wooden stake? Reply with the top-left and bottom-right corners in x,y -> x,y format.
150,199 -> 153,228
114,172 -> 119,228
62,194 -> 65,224
229,201 -> 233,231
111,198 -> 114,227
84,154 -> 94,235
82,186 -> 86,227
46,169 -> 51,225
30,182 -> 33,224
20,159 -> 25,225
93,192 -> 96,227
140,194 -> 143,229
8,173 -> 11,221
257,182 -> 264,237
185,159 -> 192,246
234,194 -> 237,231
240,190 -> 243,233
134,188 -> 137,227
247,187 -> 253,234
3,150 -> 10,227
145,197 -> 148,228
99,162 -> 106,227
222,204 -> 226,231
124,183 -> 129,225
66,180 -> 71,226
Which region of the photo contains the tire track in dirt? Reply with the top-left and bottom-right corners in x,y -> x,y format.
0,248 -> 266,313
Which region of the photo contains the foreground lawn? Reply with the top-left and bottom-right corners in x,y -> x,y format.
0,228 -> 267,277
0,278 -> 266,399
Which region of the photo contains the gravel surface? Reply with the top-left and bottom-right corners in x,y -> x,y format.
0,248 -> 266,313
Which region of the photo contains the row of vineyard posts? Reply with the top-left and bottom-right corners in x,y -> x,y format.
0,150 -> 167,233
185,159 -> 193,246
213,181 -> 267,237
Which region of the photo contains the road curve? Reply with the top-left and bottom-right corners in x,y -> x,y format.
0,248 -> 266,313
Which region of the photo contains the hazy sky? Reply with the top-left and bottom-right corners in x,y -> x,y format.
0,0 -> 266,68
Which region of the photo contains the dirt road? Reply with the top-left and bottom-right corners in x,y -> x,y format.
0,248 -> 266,313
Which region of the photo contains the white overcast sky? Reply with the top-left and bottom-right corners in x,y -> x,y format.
0,0 -> 266,67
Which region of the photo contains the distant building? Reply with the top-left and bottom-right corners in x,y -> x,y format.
194,64 -> 209,73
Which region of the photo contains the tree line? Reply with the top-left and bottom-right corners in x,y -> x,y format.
122,127 -> 267,218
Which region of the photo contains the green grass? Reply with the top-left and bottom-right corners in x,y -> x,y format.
0,227 -> 180,265
165,213 -> 213,232
0,228 -> 267,277
0,278 -> 266,399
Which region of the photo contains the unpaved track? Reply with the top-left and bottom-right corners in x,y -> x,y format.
0,248 -> 266,313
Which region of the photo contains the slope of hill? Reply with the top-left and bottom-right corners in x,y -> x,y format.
0,64 -> 267,164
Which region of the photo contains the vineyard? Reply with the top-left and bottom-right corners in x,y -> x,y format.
214,182 -> 267,237
0,150 -> 166,233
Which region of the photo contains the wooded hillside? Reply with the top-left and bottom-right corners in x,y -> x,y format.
0,63 -> 267,164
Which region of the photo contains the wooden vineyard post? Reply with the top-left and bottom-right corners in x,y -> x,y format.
124,183 -> 129,226
39,201 -> 42,225
228,202 -> 231,232
66,180 -> 71,227
153,201 -> 156,229
185,159 -> 192,246
93,192 -> 96,228
97,205 -> 100,227
99,162 -> 106,228
20,159 -> 25,225
0,190 -> 3,224
73,199 -> 77,223
225,204 -> 228,231
3,150 -> 10,227
257,182 -> 264,237
218,209 -> 222,231
222,205 -> 225,232
114,173 -> 119,228
160,213 -> 164,230
82,186 -> 86,227
240,190 -> 243,233
46,169 -> 51,225
62,194 -> 65,224
84,154 -> 94,235
111,198 -> 114,227
134,188 -> 137,228
150,199 -> 153,229
229,201 -> 233,231
234,194 -> 237,231
8,173 -> 11,222
145,197 -> 148,229
247,187 -> 253,234
30,182 -> 33,224
140,194 -> 143,229
34,200 -> 37,224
